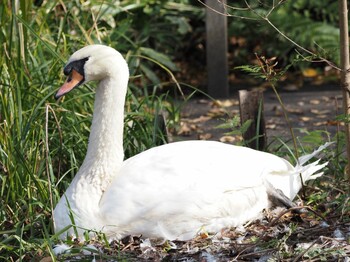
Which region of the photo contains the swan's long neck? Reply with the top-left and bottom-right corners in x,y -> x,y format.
58,70 -> 128,228
80,75 -> 127,182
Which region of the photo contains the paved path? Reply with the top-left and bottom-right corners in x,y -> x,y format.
174,84 -> 342,145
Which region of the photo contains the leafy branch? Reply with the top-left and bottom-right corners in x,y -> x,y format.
236,54 -> 299,158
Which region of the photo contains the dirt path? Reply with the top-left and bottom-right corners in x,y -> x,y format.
173,84 -> 343,145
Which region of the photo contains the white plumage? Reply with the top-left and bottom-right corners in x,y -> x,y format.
53,45 -> 328,241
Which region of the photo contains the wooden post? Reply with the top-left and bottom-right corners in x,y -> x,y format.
239,90 -> 266,150
206,0 -> 229,98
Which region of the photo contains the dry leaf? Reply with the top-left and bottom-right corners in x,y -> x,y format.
230,36 -> 246,46
213,99 -> 239,108
198,99 -> 210,104
321,96 -> 330,102
207,108 -> 226,118
310,109 -> 331,115
199,232 -> 209,239
219,135 -> 236,143
327,120 -> 344,126
302,68 -> 318,78
287,108 -> 304,115
266,124 -> 277,129
190,115 -> 211,124
189,124 -> 198,130
273,108 -> 283,116
300,116 -> 311,122
310,99 -> 320,105
313,121 -> 327,126
177,122 -> 192,136
211,100 -> 222,107
198,133 -> 212,140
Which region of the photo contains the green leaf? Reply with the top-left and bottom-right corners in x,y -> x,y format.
140,47 -> 177,71
140,64 -> 160,84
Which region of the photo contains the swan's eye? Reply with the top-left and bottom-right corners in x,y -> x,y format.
63,57 -> 89,77
67,74 -> 72,82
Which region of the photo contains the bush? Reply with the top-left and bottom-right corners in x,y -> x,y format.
227,0 -> 340,68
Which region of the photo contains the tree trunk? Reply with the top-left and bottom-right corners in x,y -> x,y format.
239,90 -> 266,150
338,0 -> 350,180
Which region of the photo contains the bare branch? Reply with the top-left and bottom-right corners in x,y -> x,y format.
197,0 -> 260,21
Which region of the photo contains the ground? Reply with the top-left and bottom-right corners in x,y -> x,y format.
173,83 -> 342,143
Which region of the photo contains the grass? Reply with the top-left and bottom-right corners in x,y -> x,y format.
0,0 -> 349,261
0,1 -> 176,260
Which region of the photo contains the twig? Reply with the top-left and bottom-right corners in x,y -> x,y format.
211,0 -> 343,71
292,237 -> 319,262
268,205 -> 326,227
236,247 -> 277,259
197,0 -> 260,20
263,17 -> 341,71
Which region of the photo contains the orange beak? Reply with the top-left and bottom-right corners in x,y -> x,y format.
55,69 -> 84,99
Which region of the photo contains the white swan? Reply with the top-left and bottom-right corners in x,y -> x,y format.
54,44 -> 328,241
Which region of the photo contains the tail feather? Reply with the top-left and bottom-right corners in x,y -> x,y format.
272,142 -> 332,200
299,161 -> 328,184
296,142 -> 333,184
297,142 -> 333,166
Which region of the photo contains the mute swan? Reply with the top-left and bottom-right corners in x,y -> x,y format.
54,44 -> 329,241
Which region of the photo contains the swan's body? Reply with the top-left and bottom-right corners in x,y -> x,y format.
54,45 -> 328,241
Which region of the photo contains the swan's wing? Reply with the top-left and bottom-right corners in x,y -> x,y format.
99,141 -> 293,240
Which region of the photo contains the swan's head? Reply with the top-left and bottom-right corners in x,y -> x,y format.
55,45 -> 129,99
